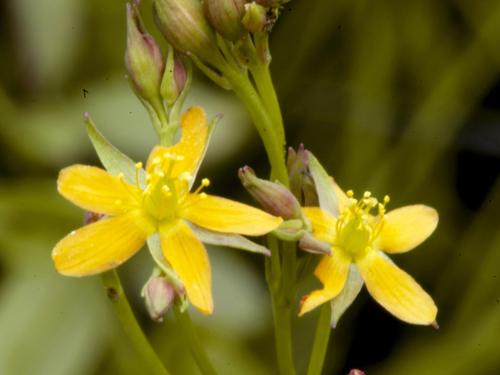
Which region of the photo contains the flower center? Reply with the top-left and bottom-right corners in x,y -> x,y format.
336,190 -> 390,259
128,152 -> 209,222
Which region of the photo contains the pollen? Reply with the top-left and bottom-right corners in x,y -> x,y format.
201,178 -> 210,187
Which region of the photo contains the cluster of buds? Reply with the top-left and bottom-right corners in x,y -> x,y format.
150,0 -> 291,81
125,2 -> 189,124
239,145 -> 330,255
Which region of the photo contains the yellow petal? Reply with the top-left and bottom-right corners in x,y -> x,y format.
356,251 -> 437,325
181,194 -> 283,236
160,220 -> 213,314
299,249 -> 351,316
146,107 -> 208,178
52,211 -> 152,276
379,205 -> 438,253
302,207 -> 336,242
58,165 -> 141,215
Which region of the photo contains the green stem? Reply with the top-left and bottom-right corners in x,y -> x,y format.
223,65 -> 288,184
173,305 -> 218,375
250,62 -> 285,143
306,303 -> 332,375
101,270 -> 170,375
266,238 -> 296,375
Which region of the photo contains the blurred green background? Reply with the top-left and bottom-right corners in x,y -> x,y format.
1,0 -> 499,374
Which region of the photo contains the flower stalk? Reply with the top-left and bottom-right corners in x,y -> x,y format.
306,303 -> 332,375
101,270 -> 170,375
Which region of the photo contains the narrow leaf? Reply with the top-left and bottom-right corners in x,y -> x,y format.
84,113 -> 145,187
189,223 -> 271,256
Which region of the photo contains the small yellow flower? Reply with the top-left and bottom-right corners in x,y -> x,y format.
299,184 -> 438,325
52,107 -> 282,315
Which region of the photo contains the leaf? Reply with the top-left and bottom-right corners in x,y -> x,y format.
189,223 -> 271,256
308,152 -> 341,217
85,113 -> 145,188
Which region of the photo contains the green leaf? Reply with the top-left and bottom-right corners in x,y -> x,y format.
308,151 -> 341,217
85,113 -> 145,187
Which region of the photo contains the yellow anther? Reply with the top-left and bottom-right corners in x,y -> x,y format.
383,195 -> 390,204
155,171 -> 165,178
135,162 -> 143,169
175,155 -> 185,161
161,186 -> 172,197
346,190 -> 354,197
152,157 -> 161,165
363,191 -> 372,198
201,178 -> 210,187
199,192 -> 207,199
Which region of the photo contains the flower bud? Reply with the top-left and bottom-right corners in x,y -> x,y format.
287,145 -> 318,206
161,48 -> 189,106
142,276 -> 176,322
84,211 -> 104,225
242,2 -> 267,33
238,165 -> 301,219
203,0 -> 247,42
125,3 -> 164,105
298,232 -> 332,255
153,0 -> 219,64
347,370 -> 365,375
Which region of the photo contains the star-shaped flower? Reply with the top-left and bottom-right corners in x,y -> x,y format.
299,153 -> 438,325
53,107 -> 282,314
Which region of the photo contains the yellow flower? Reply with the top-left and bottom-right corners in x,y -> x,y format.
299,184 -> 439,325
52,107 -> 282,315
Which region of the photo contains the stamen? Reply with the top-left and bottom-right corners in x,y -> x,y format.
201,178 -> 210,187
346,190 -> 354,198
384,195 -> 390,204
363,191 -> 372,198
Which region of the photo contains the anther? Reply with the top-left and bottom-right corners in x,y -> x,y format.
135,162 -> 143,169
346,190 -> 354,197
383,195 -> 390,204
199,192 -> 207,199
363,191 -> 372,198
152,157 -> 162,165
201,178 -> 210,187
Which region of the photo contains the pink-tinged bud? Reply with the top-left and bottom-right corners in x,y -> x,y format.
347,370 -> 365,375
142,276 -> 176,322
242,2 -> 267,33
298,232 -> 331,255
203,0 -> 246,42
287,145 -> 318,206
84,211 -> 104,225
125,3 -> 164,105
153,0 -> 220,65
238,166 -> 301,219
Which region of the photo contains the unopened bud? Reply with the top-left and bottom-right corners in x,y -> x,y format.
153,0 -> 219,64
238,166 -> 301,219
125,3 -> 164,105
242,2 -> 267,33
84,211 -> 104,225
142,276 -> 176,322
287,145 -> 318,206
204,0 -> 246,42
161,48 -> 189,106
298,232 -> 332,255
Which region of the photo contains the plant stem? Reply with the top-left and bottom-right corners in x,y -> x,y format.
223,66 -> 288,184
173,305 -> 218,375
101,270 -> 170,375
306,303 -> 332,375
